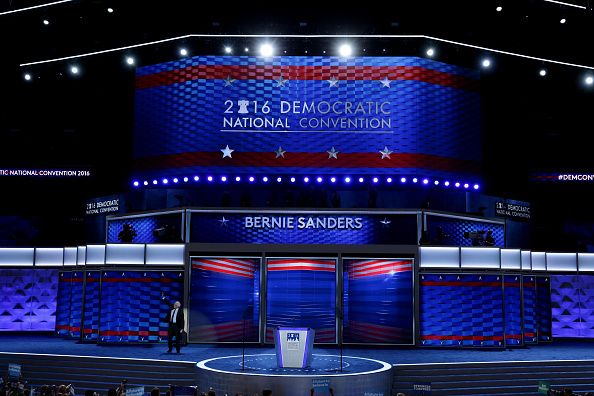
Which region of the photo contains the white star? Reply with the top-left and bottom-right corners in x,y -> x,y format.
327,147 -> 339,159
224,75 -> 236,86
380,77 -> 391,88
221,145 -> 234,158
380,218 -> 391,225
275,76 -> 288,87
327,77 -> 338,87
275,146 -> 286,158
218,217 -> 229,227
379,146 -> 393,159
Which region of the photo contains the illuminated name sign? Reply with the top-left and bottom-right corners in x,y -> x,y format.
86,198 -> 120,216
495,202 -> 531,220
244,216 -> 363,230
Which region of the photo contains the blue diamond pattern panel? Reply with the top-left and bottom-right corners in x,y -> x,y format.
343,258 -> 414,344
99,270 -> 184,343
55,271 -> 72,336
133,56 -> 481,181
0,269 -> 58,332
551,274 -> 581,337
82,271 -> 100,341
503,275 -> 523,346
523,276 -> 537,344
106,213 -> 184,243
420,273 -> 504,347
189,212 -> 418,245
189,257 -> 260,342
537,276 -> 552,342
426,215 -> 504,247
266,258 -> 337,343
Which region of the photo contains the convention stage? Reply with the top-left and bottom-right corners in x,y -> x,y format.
4,336 -> 594,395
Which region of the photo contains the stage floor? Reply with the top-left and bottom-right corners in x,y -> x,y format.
1,335 -> 594,365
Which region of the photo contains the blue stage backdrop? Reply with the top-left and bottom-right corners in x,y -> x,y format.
503,275 -> 523,346
106,212 -> 184,243
132,56 -> 481,182
266,258 -> 336,343
551,274 -> 594,338
82,271 -> 100,341
420,273 -> 504,347
189,257 -> 260,342
68,271 -> 84,339
523,276 -> 537,344
0,269 -> 58,332
537,276 -> 552,342
426,215 -> 504,247
56,271 -> 72,336
343,258 -> 413,344
189,211 -> 418,245
98,270 -> 184,343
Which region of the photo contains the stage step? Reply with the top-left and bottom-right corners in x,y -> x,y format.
0,352 -> 197,394
393,360 -> 594,396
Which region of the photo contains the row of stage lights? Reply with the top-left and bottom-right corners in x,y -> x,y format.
132,175 -> 481,190
22,42 -> 594,87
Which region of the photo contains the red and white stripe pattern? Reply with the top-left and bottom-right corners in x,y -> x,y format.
265,327 -> 336,343
347,259 -> 413,279
267,258 -> 336,272
191,320 -> 257,342
345,321 -> 410,343
192,257 -> 257,278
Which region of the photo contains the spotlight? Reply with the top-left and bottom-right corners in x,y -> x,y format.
244,47 -> 249,53
221,176 -> 227,182
539,69 -> 547,77
173,178 -> 179,183
224,46 -> 232,54
70,66 -> 79,75
387,177 -> 393,183
152,180 -> 158,185
276,177 -> 282,183
316,177 -> 323,183
455,182 -> 460,187
481,58 -> 491,68
372,177 -> 379,183
330,177 -> 336,183
248,176 -> 255,182
143,181 -> 148,186
400,177 -> 406,183
304,176 -> 310,183
412,178 -> 418,183
207,176 -> 213,182
126,56 -> 135,65
43,19 -> 49,25
358,177 -> 364,183
24,73 -> 32,81
262,176 -> 269,182
290,177 -> 296,183
344,177 -> 351,183
426,48 -> 435,57
260,43 -> 274,57
133,181 -> 139,187
464,183 -> 469,189
422,178 -> 429,184
193,176 -> 199,181
560,18 -> 566,24
444,181 -> 450,186
162,178 -> 168,184
496,6 -> 502,11
107,7 -> 114,13
179,48 -> 188,56
235,176 -> 241,182
473,184 -> 480,190
183,177 -> 188,182
434,180 -> 439,185
338,43 -> 353,57
585,76 -> 594,85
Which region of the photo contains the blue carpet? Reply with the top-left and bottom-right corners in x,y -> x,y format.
1,335 -> 594,365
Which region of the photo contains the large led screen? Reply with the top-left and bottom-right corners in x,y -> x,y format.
99,271 -> 184,343
536,276 -> 552,342
0,269 -> 58,332
55,271 -> 72,335
523,276 -> 537,344
106,213 -> 184,243
82,271 -> 100,341
551,274 -> 594,338
503,275 -> 523,346
420,273 -> 504,347
189,257 -> 260,342
343,258 -> 413,344
133,56 -> 480,181
266,258 -> 336,343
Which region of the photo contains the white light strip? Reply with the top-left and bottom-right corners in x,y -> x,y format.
0,0 -> 73,16
18,34 -> 594,71
543,0 -> 587,9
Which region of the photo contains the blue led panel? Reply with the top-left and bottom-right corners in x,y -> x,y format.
523,276 -> 537,344
503,274 -> 523,346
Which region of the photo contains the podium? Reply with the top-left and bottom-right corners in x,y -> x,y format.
274,327 -> 315,368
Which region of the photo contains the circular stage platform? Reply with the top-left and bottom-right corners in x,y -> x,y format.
196,354 -> 392,396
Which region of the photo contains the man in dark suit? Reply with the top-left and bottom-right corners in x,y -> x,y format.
161,293 -> 185,353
